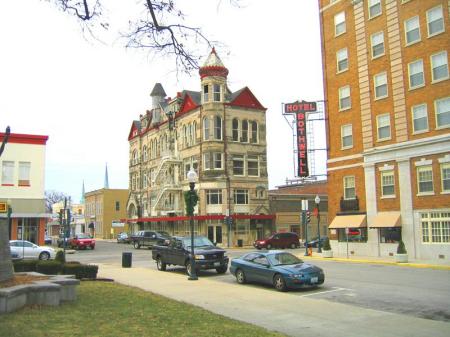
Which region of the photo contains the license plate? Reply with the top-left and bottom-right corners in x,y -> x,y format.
214,262 -> 220,267
310,277 -> 318,283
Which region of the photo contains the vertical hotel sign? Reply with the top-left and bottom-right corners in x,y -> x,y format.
284,100 -> 317,177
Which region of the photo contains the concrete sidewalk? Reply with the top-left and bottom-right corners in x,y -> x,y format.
97,263 -> 450,337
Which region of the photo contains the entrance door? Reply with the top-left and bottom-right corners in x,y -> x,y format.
208,225 -> 223,244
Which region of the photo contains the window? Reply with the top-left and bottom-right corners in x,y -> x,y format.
377,114 -> 391,140
233,155 -> 244,175
234,189 -> 249,205
371,31 -> 385,58
1,161 -> 14,185
421,212 -> 450,243
408,59 -> 424,89
368,0 -> 382,19
214,116 -> 222,140
337,228 -> 367,242
339,85 -> 351,110
115,201 -> 120,211
374,72 -> 388,99
336,48 -> 348,73
341,124 -> 353,149
232,118 -> 239,141
206,189 -> 222,205
18,162 -> 30,186
204,152 -> 222,170
344,176 -> 355,200
441,163 -> 450,192
213,84 -> 221,102
247,156 -> 259,176
431,51 -> 449,82
241,120 -> 248,142
250,121 -> 258,143
203,117 -> 210,140
412,104 -> 429,133
435,97 -> 450,128
132,150 -> 138,165
203,85 -> 209,102
381,170 -> 395,197
143,172 -> 147,188
404,16 -> 421,45
334,12 -> 346,36
143,146 -> 148,162
417,166 -> 434,194
380,227 -> 401,243
427,6 -> 444,37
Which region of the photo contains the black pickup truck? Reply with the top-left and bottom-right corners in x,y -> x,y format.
152,236 -> 229,275
130,230 -> 171,249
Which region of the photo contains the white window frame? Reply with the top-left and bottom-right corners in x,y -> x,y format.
203,84 -> 209,103
206,189 -> 223,205
435,97 -> 450,129
339,85 -> 351,111
334,12 -> 346,36
247,155 -> 259,177
408,59 -> 425,89
404,16 -> 421,45
417,165 -> 434,195
441,163 -> 450,193
420,212 -> 450,243
234,189 -> 249,205
374,72 -> 388,100
203,152 -> 223,171
371,31 -> 385,59
18,161 -> 31,187
213,115 -> 222,140
412,103 -> 429,133
233,155 -> 245,176
426,5 -> 445,37
430,51 -> 449,83
341,124 -> 353,149
203,117 -> 210,140
213,84 -> 221,102
232,118 -> 239,142
250,121 -> 258,144
241,120 -> 249,142
377,113 -> 391,141
368,0 -> 382,19
381,170 -> 395,197
336,48 -> 348,73
343,176 -> 356,200
1,161 -> 14,185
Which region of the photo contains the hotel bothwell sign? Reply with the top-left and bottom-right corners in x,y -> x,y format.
284,100 -> 317,177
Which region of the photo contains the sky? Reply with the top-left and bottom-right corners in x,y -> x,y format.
0,0 -> 325,203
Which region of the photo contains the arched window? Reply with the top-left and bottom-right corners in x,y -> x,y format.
193,122 -> 197,145
232,118 -> 239,141
183,125 -> 188,147
203,117 -> 210,140
203,85 -> 209,102
250,121 -> 258,143
242,120 -> 248,142
214,116 -> 222,140
189,123 -> 193,146
132,150 -> 138,165
143,146 -> 148,162
213,84 -> 221,101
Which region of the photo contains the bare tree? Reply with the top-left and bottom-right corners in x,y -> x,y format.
45,190 -> 69,213
49,0 -> 240,73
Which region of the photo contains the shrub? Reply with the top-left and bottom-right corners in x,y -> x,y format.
36,261 -> 63,275
55,250 -> 66,264
397,240 -> 407,254
322,237 -> 331,251
13,259 -> 38,272
62,263 -> 98,279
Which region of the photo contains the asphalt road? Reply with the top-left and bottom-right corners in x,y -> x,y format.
67,241 -> 450,322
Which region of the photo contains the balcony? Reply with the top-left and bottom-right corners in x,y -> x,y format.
340,196 -> 359,212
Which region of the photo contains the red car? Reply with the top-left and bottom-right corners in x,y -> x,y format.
69,234 -> 95,250
254,232 -> 300,250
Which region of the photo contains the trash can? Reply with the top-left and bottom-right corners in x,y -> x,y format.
122,252 -> 132,268
237,239 -> 243,247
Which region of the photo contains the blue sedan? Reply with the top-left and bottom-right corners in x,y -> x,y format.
230,251 -> 325,291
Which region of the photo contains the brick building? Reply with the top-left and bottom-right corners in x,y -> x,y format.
319,0 -> 449,260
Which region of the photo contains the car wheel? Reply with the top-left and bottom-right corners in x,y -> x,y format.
236,269 -> 246,284
91,246 -> 95,250
273,274 -> 287,292
290,243 -> 296,249
185,260 -> 193,276
266,244 -> 272,250
39,252 -> 50,260
216,266 -> 227,274
134,242 -> 140,249
156,257 -> 166,271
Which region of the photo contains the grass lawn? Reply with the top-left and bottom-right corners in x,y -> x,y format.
0,281 -> 286,337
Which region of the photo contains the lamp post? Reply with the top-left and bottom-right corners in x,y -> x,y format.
315,195 -> 322,253
187,169 -> 198,281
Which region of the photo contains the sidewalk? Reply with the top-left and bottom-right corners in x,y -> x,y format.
97,263 -> 450,337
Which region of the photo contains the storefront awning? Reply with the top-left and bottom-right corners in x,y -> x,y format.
369,212 -> 401,228
329,214 -> 367,229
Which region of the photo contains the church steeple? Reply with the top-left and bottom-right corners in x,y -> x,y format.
80,180 -> 85,204
104,163 -> 109,189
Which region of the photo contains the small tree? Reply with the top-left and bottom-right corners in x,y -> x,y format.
322,237 -> 331,251
397,240 -> 407,254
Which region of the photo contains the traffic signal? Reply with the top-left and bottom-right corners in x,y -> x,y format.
306,211 -> 311,224
59,209 -> 64,225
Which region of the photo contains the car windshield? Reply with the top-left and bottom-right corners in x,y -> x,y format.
182,236 -> 214,248
158,231 -> 170,237
77,234 -> 91,239
267,252 -> 303,266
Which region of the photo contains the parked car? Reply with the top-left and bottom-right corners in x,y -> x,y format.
57,234 -> 71,248
230,251 -> 325,291
69,234 -> 96,250
44,235 -> 52,245
152,236 -> 229,275
253,232 -> 300,250
131,230 -> 171,249
306,236 -> 328,248
117,232 -> 130,244
9,240 -> 56,260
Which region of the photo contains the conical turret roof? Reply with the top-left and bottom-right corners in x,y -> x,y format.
199,48 -> 229,79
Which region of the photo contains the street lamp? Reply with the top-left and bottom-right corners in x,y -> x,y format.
315,195 -> 322,253
187,169 -> 198,281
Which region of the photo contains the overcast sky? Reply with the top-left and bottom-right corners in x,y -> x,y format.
0,0 -> 325,203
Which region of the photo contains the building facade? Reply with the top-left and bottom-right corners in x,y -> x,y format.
319,0 -> 450,260
0,132 -> 50,246
50,201 -> 85,236
84,189 -> 129,239
127,49 -> 271,247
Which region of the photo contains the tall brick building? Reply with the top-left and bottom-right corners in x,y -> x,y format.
319,0 -> 449,260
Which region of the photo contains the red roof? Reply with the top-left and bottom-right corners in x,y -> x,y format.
228,87 -> 266,110
0,133 -> 48,145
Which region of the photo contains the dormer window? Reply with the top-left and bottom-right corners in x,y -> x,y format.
203,85 -> 209,102
213,84 -> 221,101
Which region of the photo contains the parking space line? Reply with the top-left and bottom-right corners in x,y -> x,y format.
299,287 -> 351,297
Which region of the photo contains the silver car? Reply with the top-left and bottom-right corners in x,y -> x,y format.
9,240 -> 56,260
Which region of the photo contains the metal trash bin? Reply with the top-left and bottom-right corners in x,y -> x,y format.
237,239 -> 243,247
122,252 -> 132,268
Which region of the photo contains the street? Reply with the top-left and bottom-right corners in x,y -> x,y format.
67,241 -> 450,323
